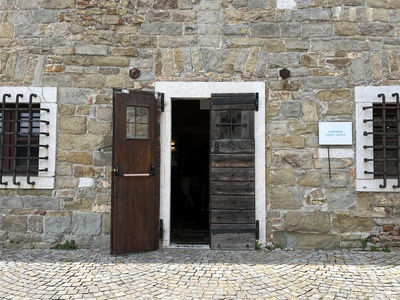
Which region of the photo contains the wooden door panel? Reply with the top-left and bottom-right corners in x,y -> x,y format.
211,210 -> 255,224
210,182 -> 255,195
211,224 -> 256,250
210,93 -> 257,250
210,168 -> 255,182
112,90 -> 160,254
211,154 -> 255,167
210,140 -> 255,153
211,195 -> 255,210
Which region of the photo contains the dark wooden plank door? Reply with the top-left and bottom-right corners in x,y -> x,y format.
111,90 -> 160,254
210,94 -> 256,250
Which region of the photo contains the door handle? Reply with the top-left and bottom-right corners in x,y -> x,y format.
113,164 -> 155,177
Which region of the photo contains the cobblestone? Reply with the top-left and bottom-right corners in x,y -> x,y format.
0,248 -> 400,299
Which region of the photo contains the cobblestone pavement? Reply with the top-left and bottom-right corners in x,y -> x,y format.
1,248 -> 400,299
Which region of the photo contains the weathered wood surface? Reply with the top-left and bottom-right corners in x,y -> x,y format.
210,181 -> 255,196
209,95 -> 256,250
210,168 -> 255,181
211,195 -> 255,210
211,154 -> 255,168
211,140 -> 255,153
211,209 -> 255,224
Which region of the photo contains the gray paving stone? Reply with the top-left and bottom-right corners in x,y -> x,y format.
0,248 -> 400,299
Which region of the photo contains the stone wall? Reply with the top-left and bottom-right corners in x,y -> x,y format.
1,0 -> 400,250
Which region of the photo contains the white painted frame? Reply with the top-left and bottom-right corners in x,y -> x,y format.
0,87 -> 57,189
155,82 -> 266,248
355,86 -> 400,192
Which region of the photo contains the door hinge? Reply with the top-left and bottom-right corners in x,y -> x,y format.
157,92 -> 165,112
256,220 -> 259,240
159,219 -> 164,239
255,92 -> 259,112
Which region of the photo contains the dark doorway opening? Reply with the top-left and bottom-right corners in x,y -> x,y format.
171,99 -> 210,245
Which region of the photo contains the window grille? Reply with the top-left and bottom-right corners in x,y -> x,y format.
362,93 -> 400,188
0,93 -> 50,185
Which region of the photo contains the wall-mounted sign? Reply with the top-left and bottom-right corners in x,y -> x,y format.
319,122 -> 352,145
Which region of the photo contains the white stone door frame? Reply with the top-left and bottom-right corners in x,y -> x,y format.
155,82 -> 266,248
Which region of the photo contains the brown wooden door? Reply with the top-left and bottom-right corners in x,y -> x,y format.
210,94 -> 256,250
111,90 -> 160,254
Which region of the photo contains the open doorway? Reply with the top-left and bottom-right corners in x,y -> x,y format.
170,99 -> 210,245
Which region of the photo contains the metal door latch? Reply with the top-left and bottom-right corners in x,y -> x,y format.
113,164 -> 155,177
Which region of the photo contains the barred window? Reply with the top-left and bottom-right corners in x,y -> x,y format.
356,86 -> 400,191
0,88 -> 57,189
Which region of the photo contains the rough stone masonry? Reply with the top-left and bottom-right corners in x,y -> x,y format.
1,0 -> 400,250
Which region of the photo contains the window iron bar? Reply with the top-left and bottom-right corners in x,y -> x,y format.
363,131 -> 400,136
364,158 -> 400,162
362,93 -> 400,188
12,94 -> 22,185
0,93 -> 49,185
364,145 -> 400,150
393,93 -> 400,188
0,94 -> 10,185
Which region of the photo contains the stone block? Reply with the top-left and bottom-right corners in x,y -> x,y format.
285,211 -> 331,234
91,57 -> 130,67
92,235 -> 110,250
298,171 -> 323,187
72,213 -> 101,236
332,217 -> 375,233
373,193 -> 400,207
43,215 -> 71,243
268,53 -> 301,68
22,196 -> 61,210
2,216 -> 27,232
8,232 -> 42,243
272,150 -> 313,169
357,193 -> 372,211
41,74 -> 72,87
273,231 -> 340,250
27,216 -> 43,233
93,151 -> 112,166
0,230 -> 7,241
289,120 -> 318,136
302,23 -> 333,38
302,76 -> 346,90
250,23 -> 280,37
58,116 -> 87,134
14,24 -> 41,38
351,56 -> 373,84
316,89 -> 351,101
55,177 -> 79,189
271,136 -> 305,149
42,0 -> 74,8
281,101 -> 301,118
334,22 -> 357,36
65,152 -> 92,164
74,134 -> 104,151
0,24 -> 13,38
105,75 -> 126,88
76,45 -> 108,56
33,10 -> 58,23
0,196 -> 23,209
302,101 -> 319,121
102,213 -> 111,235
326,101 -> 353,116
72,74 -> 105,88
270,188 -> 301,210
110,47 -> 138,57
269,170 -> 295,186
326,189 -> 357,211
140,23 -> 182,35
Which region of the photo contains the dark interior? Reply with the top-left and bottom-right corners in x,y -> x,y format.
171,99 -> 210,245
